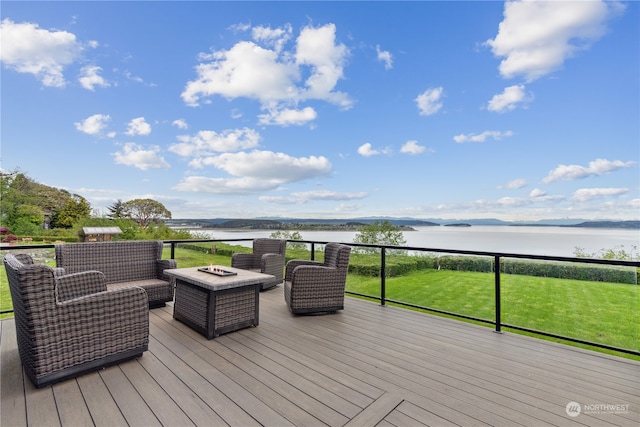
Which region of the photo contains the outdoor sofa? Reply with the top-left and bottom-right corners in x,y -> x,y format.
3,253 -> 149,388
55,240 -> 176,308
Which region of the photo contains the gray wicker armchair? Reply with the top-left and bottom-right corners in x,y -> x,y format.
231,238 -> 286,290
3,253 -> 149,388
284,243 -> 352,314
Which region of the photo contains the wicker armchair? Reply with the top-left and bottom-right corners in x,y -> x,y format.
231,238 -> 286,290
284,243 -> 352,314
3,253 -> 149,388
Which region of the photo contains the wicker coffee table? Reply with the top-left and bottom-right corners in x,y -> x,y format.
165,266 -> 275,339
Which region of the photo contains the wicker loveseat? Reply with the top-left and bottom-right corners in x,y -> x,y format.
231,238 -> 286,290
55,240 -> 176,308
284,242 -> 352,314
3,253 -> 149,388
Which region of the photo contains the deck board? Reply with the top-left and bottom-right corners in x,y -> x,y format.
1,286 -> 639,426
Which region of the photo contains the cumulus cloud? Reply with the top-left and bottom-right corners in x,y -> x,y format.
415,87 -> 443,116
376,45 -> 393,70
529,188 -> 547,198
357,143 -> 391,157
485,0 -> 623,81
173,150 -> 332,195
172,119 -> 188,130
487,85 -> 532,113
572,187 -> 628,202
113,143 -> 170,170
78,65 -> 109,90
181,23 -> 351,124
502,178 -> 527,189
125,117 -> 152,136
258,106 -> 317,126
169,128 -> 261,157
454,130 -> 514,143
543,158 -> 636,183
75,113 -> 111,135
0,19 -> 84,87
400,140 -> 426,155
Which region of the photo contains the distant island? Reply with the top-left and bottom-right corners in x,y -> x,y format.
166,218 -> 639,230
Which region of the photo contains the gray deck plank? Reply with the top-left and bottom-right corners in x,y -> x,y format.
1,286 -> 638,427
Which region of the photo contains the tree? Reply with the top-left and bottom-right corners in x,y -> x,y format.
51,195 -> 91,228
107,199 -> 127,219
123,199 -> 172,228
353,220 -> 407,253
269,230 -> 306,250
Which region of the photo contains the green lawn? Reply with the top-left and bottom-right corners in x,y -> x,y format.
2,245 -> 638,358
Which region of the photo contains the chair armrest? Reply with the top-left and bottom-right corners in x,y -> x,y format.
53,267 -> 67,278
157,259 -> 177,278
285,259 -> 322,281
55,270 -> 108,302
261,253 -> 284,281
232,253 -> 259,269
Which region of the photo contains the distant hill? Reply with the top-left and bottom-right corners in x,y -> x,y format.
566,220 -> 640,229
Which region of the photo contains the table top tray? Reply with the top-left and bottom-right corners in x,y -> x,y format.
197,267 -> 238,276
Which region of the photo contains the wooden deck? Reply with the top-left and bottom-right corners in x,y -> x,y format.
1,286 -> 638,427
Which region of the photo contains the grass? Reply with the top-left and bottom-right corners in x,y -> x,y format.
1,244 -> 638,359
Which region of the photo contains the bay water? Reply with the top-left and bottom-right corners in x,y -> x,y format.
189,225 -> 639,258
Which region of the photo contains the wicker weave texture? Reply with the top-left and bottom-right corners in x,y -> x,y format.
284,243 -> 352,314
55,240 -> 176,306
3,254 -> 149,388
231,239 -> 286,290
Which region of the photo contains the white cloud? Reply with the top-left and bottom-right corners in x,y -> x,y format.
454,130 -> 514,143
529,188 -> 547,198
376,45 -> 393,70
415,87 -> 443,116
113,143 -> 170,170
172,119 -> 188,130
400,140 -> 426,155
169,128 -> 261,157
0,19 -> 83,87
572,187 -> 628,202
125,117 -> 152,136
504,178 -> 527,189
357,143 -> 391,157
487,85 -> 532,113
485,0 -> 622,81
78,65 -> 109,90
173,150 -> 332,195
74,113 -> 111,135
543,158 -> 636,183
195,150 -> 332,182
181,23 -> 352,120
258,106 -> 317,126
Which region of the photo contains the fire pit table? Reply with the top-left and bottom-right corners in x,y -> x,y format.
165,266 -> 275,339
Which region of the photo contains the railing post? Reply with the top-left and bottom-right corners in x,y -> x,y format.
310,242 -> 315,261
381,247 -> 386,306
171,242 -> 175,259
494,255 -> 502,333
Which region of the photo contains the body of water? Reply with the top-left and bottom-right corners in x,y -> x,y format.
187,226 -> 639,258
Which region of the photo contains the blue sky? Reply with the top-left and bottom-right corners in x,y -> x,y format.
1,0 -> 638,221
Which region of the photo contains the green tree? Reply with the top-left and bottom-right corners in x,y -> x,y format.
51,195 -> 91,228
107,199 -> 127,219
123,198 -> 172,228
353,220 -> 407,253
269,230 -> 306,250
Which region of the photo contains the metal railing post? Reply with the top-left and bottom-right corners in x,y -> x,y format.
310,242 -> 315,261
494,255 -> 502,333
171,242 -> 175,259
381,247 -> 386,306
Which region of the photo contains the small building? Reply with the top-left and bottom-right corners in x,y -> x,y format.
82,227 -> 122,242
